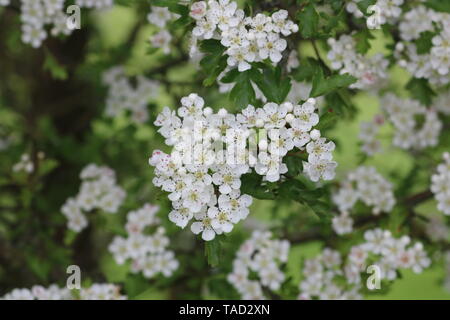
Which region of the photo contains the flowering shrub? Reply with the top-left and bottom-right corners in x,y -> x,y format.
0,0 -> 450,301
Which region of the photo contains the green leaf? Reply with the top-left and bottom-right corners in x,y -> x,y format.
315,110 -> 339,131
26,255 -> 51,281
356,0 -> 377,15
285,156 -> 303,177
308,200 -> 333,222
229,70 -> 256,109
297,3 -> 319,39
43,49 -> 68,80
100,254 -> 129,283
311,68 -> 357,97
205,237 -> 221,267
277,179 -> 331,221
425,0 -> 450,13
325,91 -> 356,116
406,78 -> 436,106
38,158 -> 59,177
354,29 -> 375,54
279,179 -> 322,201
64,230 -> 77,245
250,66 -> 291,104
240,172 -> 276,200
292,58 -> 321,82
414,31 -> 436,54
199,39 -> 228,86
220,68 -> 240,84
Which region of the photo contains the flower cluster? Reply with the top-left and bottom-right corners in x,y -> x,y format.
333,166 -> 395,219
299,229 -> 430,300
102,66 -> 159,124
358,115 -> 384,156
61,164 -> 126,232
148,6 -> 176,28
227,231 -> 289,299
12,153 -> 34,173
425,216 -> 449,242
189,0 -> 298,71
396,6 -> 450,87
0,0 -> 113,48
149,93 -> 336,240
346,0 -> 404,29
345,229 -> 430,283
434,90 -> 450,115
108,204 -> 179,279
298,248 -> 361,300
327,34 -> 389,90
148,6 -> 179,54
332,211 -> 353,236
1,283 -> 126,300
381,94 -> 442,150
431,152 -> 450,215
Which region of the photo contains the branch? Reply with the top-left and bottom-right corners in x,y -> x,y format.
404,190 -> 434,207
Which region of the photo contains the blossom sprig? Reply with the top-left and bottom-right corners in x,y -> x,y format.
149,93 -> 337,241
434,90 -> 450,115
381,94 -> 442,150
0,0 -> 114,48
102,66 -> 159,124
395,5 -> 450,87
332,166 -> 396,223
299,229 -> 430,300
148,6 -> 180,54
189,0 -> 298,71
61,164 -> 126,232
358,115 -> 384,156
425,216 -> 449,242
12,153 -> 35,174
346,0 -> 404,29
327,34 -> 389,91
227,230 -> 290,299
108,204 -> 179,279
431,152 -> 450,215
1,283 -> 126,300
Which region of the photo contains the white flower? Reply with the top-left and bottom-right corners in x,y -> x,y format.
363,228 -> 391,254
21,23 -> 47,48
228,232 -> 289,299
190,1 -> 208,20
303,158 -> 337,182
191,211 -> 220,241
155,251 -> 179,277
150,30 -> 172,54
332,212 -> 353,235
257,32 -> 286,63
193,17 -> 217,39
226,47 -> 253,72
212,167 -> 241,194
147,7 -> 173,28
